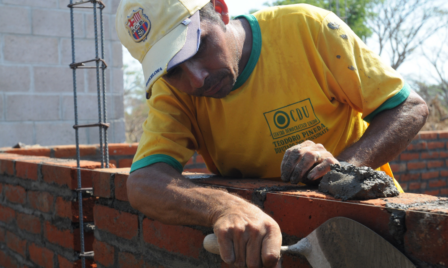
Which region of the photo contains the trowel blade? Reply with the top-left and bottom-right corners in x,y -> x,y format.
296,217 -> 416,268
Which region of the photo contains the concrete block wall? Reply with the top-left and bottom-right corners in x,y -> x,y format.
0,0 -> 125,147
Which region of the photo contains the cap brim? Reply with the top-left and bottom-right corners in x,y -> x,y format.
141,11 -> 201,99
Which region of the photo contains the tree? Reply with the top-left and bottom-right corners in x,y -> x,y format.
263,0 -> 376,40
123,64 -> 148,143
366,0 -> 448,70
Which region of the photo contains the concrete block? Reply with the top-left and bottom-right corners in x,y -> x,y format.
59,0 -> 111,13
87,118 -> 125,144
113,95 -> 124,120
6,94 -> 60,121
86,13 -> 111,40
3,0 -> 58,8
0,6 -> 31,34
4,35 -> 58,64
0,66 -> 30,92
34,66 -> 84,92
35,122 -> 88,146
113,119 -> 126,143
110,15 -> 119,41
60,38 -> 111,65
33,9 -> 84,37
112,42 -> 123,67
112,68 -> 124,94
0,123 -> 34,147
86,68 -> 110,93
0,94 -> 3,120
62,95 -> 104,121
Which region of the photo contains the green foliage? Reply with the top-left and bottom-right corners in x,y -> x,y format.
261,0 -> 375,39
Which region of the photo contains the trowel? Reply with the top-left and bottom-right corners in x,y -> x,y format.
203,217 -> 416,268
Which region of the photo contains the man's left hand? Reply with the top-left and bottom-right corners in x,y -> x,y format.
280,140 -> 339,184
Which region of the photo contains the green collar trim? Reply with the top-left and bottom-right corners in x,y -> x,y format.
231,14 -> 262,91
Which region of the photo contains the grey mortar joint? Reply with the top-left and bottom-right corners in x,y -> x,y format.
251,185 -> 305,209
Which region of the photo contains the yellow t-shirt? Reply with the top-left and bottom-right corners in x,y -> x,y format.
131,4 -> 409,191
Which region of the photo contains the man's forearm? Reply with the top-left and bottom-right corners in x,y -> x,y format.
337,91 -> 429,169
127,162 -> 252,226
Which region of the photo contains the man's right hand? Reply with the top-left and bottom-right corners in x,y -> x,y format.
211,202 -> 282,268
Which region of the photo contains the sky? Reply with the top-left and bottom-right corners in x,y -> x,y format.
123,0 -> 445,86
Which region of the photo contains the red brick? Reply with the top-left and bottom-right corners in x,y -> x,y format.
108,143 -> 138,156
424,189 -> 440,195
29,243 -> 54,268
53,145 -> 97,158
420,182 -> 427,190
442,170 -> 448,177
109,159 -> 117,167
118,252 -> 147,268
389,163 -> 405,173
28,191 -> 54,213
439,131 -> 448,139
0,159 -> 14,176
16,212 -> 41,234
421,152 -> 440,159
94,205 -> 138,240
427,160 -> 444,168
142,218 -> 204,258
441,188 -> 448,195
115,173 -> 129,201
427,141 -> 445,150
42,161 -> 103,189
6,231 -> 27,257
55,197 -> 95,222
0,204 -> 15,223
46,222 -> 75,249
0,250 -> 20,268
399,153 -> 420,161
0,226 -> 5,242
399,182 -> 408,191
405,209 -> 448,265
16,161 -> 39,180
92,170 -> 115,198
441,151 -> 448,158
407,141 -> 427,151
5,184 -> 26,204
409,182 -> 421,190
93,240 -> 115,267
42,164 -> 71,186
407,162 -> 426,170
398,173 -> 420,182
419,132 -> 438,140
118,158 -> 133,168
422,171 -> 439,180
429,179 -> 447,188
4,148 -> 51,157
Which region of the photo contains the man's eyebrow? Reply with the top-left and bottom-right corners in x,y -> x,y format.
165,66 -> 181,78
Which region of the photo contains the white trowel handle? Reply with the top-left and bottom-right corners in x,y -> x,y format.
203,234 -> 291,255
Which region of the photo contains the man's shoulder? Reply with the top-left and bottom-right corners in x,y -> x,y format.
253,4 -> 331,24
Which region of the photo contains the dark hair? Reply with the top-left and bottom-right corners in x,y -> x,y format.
199,2 -> 226,29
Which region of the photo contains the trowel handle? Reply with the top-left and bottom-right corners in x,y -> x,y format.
203,234 -> 290,255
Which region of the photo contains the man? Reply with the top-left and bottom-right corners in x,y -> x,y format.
115,0 -> 428,267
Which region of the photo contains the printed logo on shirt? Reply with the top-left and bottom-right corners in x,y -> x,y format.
264,99 -> 320,139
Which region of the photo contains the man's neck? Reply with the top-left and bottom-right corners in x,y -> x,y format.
228,17 -> 253,77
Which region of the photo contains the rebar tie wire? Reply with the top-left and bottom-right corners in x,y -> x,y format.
69,0 -> 109,267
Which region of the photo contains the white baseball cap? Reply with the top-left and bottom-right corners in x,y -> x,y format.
116,0 -> 210,99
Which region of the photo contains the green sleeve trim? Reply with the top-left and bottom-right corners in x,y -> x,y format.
130,154 -> 183,173
231,14 -> 262,91
363,83 -> 411,123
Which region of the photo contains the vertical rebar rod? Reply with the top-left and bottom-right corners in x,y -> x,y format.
99,3 -> 109,168
69,1 -> 86,268
93,0 -> 105,168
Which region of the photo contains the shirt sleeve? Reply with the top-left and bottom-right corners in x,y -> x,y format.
130,79 -> 199,173
316,12 -> 410,122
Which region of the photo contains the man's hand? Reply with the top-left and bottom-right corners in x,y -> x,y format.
212,203 -> 282,268
281,140 -> 339,184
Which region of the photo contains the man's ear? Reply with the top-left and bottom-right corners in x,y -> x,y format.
212,0 -> 230,24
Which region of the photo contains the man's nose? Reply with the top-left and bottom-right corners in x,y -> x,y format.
181,60 -> 208,90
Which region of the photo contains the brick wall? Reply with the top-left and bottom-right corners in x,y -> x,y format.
390,131 -> 448,196
0,153 -> 103,268
0,133 -> 447,267
0,0 -> 125,147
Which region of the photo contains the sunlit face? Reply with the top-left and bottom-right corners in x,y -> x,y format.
162,20 -> 239,99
